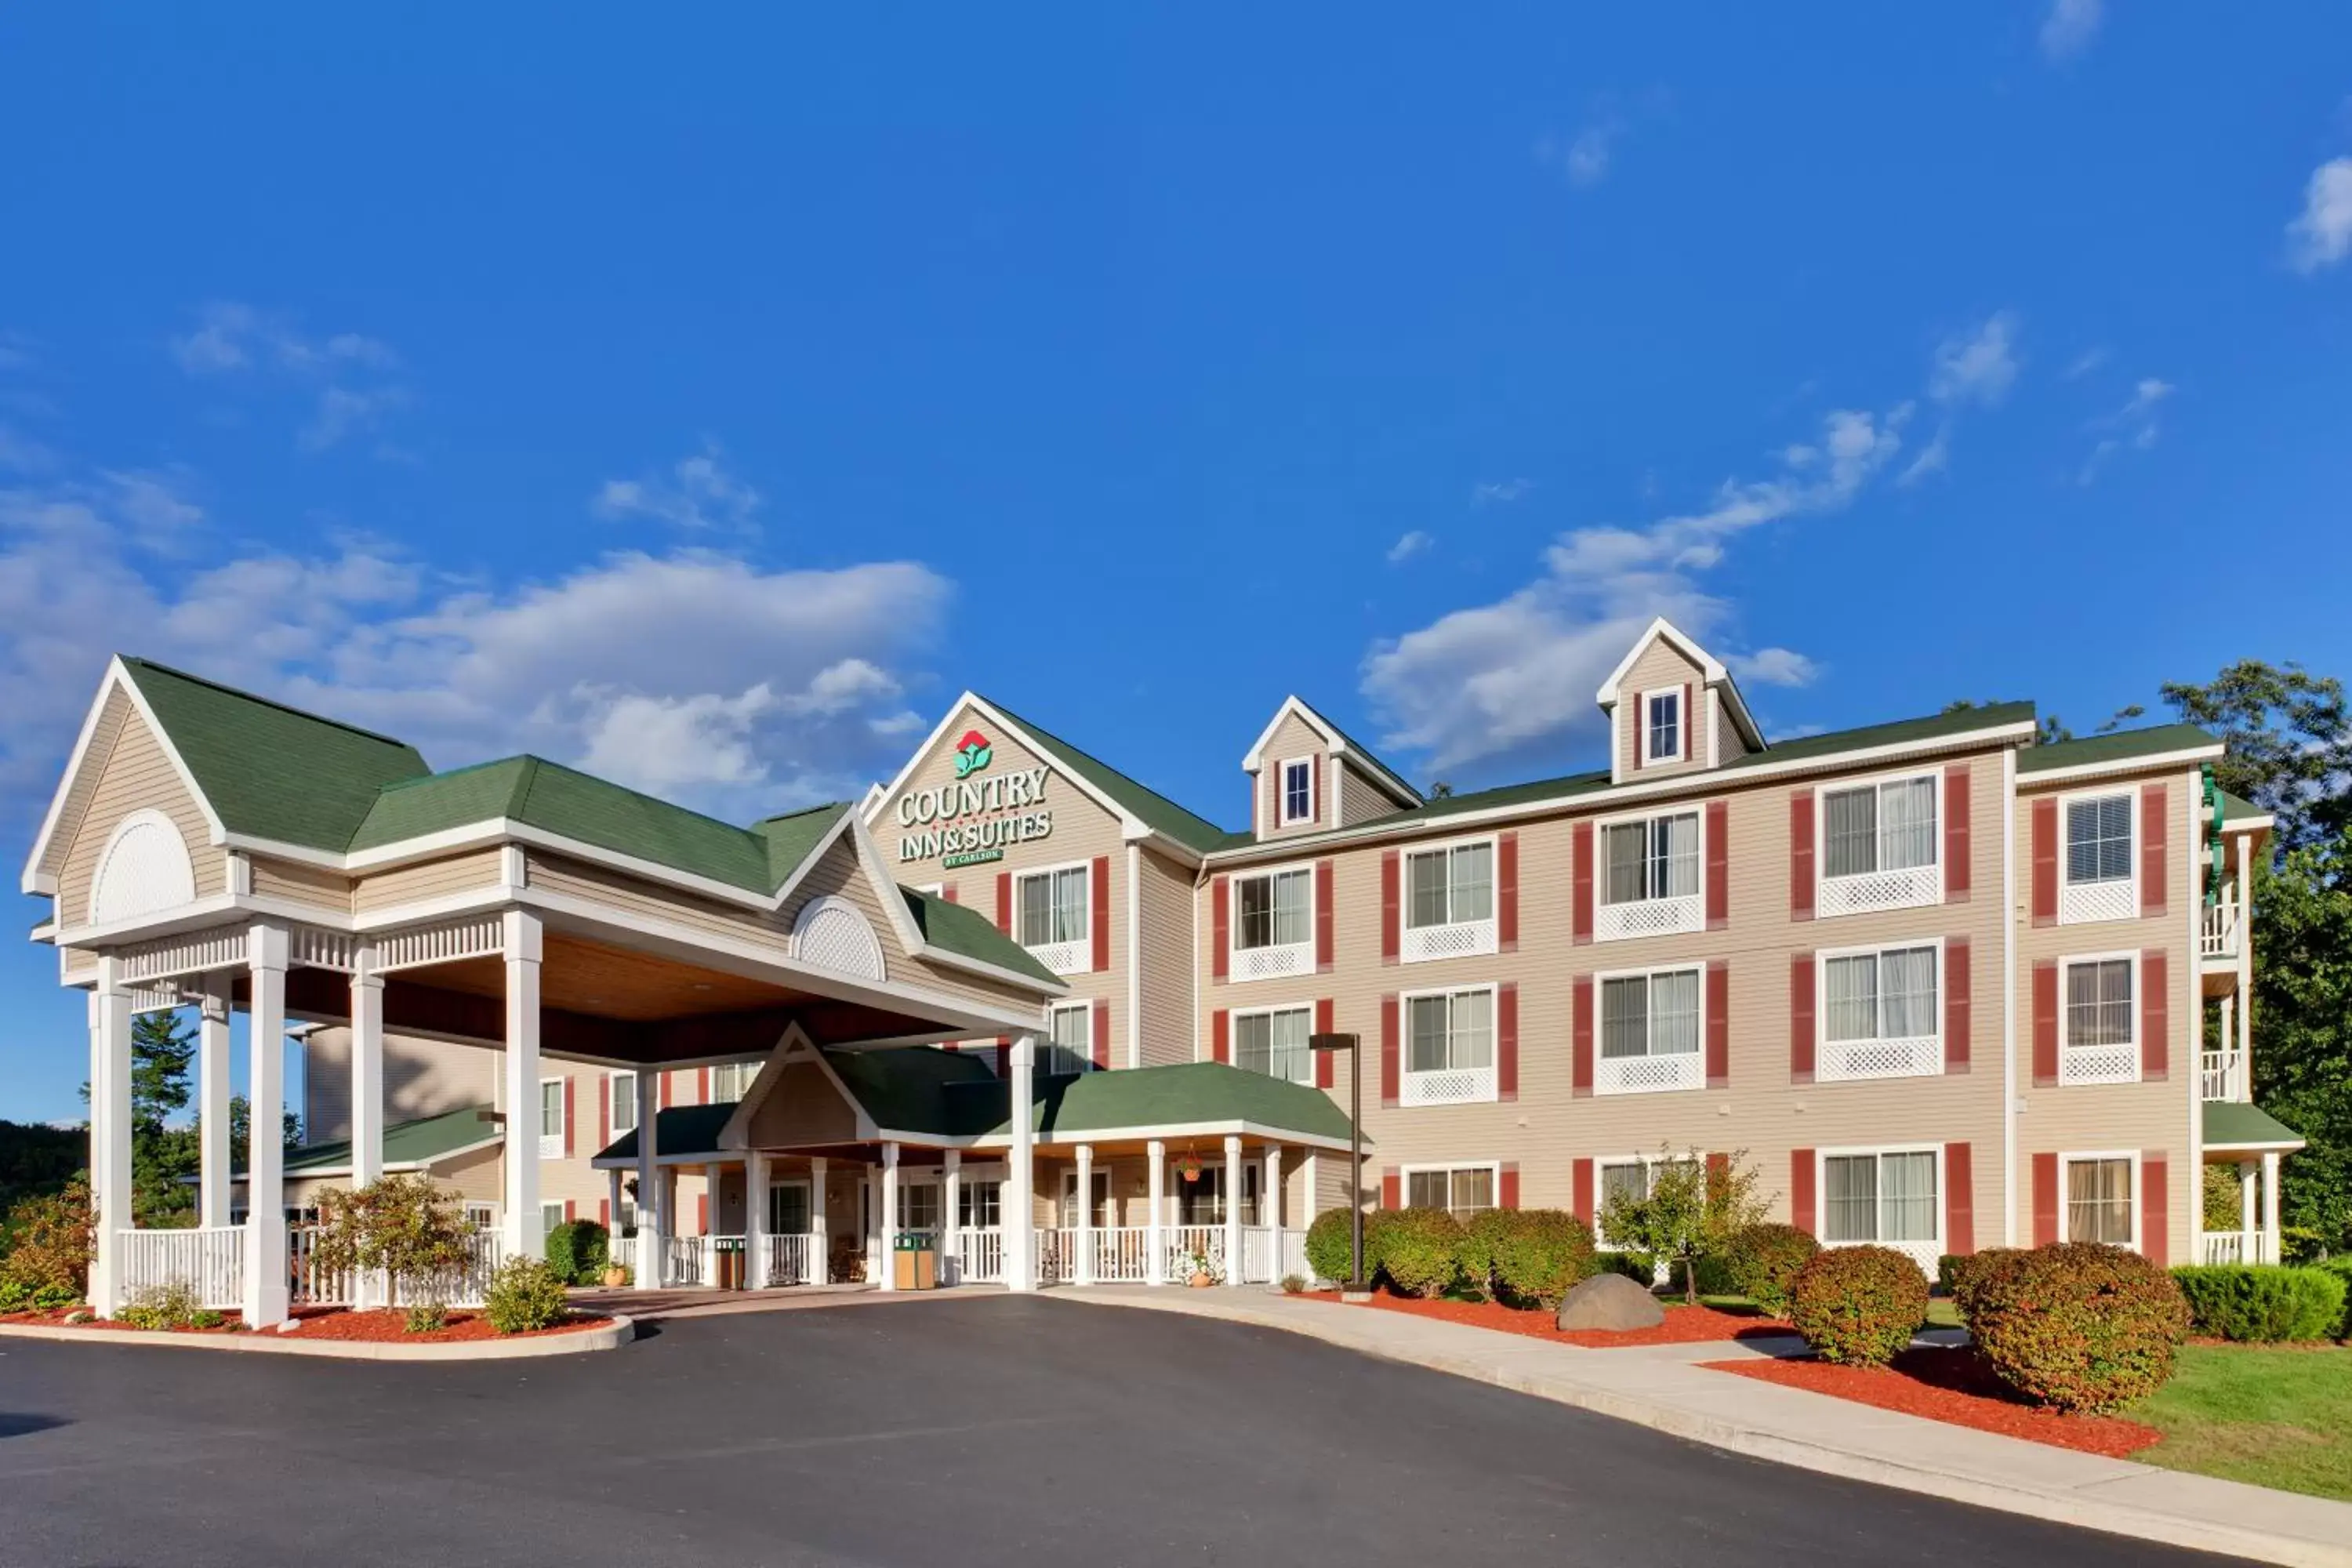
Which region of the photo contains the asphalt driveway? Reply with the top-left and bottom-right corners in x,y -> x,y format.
0,1295 -> 2245,1567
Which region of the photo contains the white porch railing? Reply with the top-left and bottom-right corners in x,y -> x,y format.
2201,1047 -> 2248,1103
2201,896 -> 2242,960
954,1228 -> 1004,1284
2201,1230 -> 2274,1265
1091,1226 -> 1152,1283
662,1233 -> 707,1287
288,1226 -> 500,1309
120,1225 -> 245,1310
757,1232 -> 820,1287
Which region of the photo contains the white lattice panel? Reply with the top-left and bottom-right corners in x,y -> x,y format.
376,915 -> 505,973
1400,1065 -> 1497,1106
2059,878 -> 2136,926
791,896 -> 887,980
1400,917 -> 1498,964
1817,1035 -> 1942,1083
2060,1044 -> 2138,1085
89,812 -> 196,925
289,926 -> 356,973
1829,1238 -> 1940,1279
118,928 -> 248,984
1026,938 -> 1091,977
1230,940 -> 1313,982
1594,895 -> 1703,944
1817,863 -> 1941,918
1594,1051 -> 1704,1097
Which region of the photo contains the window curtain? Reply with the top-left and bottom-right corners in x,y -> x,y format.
1823,1154 -> 1877,1242
1407,851 -> 1450,927
1880,778 -> 1938,871
1880,1152 -> 1938,1241
2067,1159 -> 2132,1244
1823,787 -> 1878,877
1407,994 -> 1452,1072
1605,824 -> 1646,904
2064,959 -> 2133,1047
1271,869 -> 1311,946
1450,844 -> 1494,922
1600,976 -> 1649,1059
1650,970 -> 1700,1055
1825,954 -> 1879,1042
1880,947 -> 1937,1037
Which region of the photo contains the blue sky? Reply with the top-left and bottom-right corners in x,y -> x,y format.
4,4 -> 2350,1122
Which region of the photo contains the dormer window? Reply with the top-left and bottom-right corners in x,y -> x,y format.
1641,690 -> 1683,764
1278,758 -> 1314,826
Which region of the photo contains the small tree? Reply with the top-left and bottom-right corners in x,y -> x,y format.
1,1177 -> 96,1298
1597,1146 -> 1771,1305
310,1174 -> 473,1328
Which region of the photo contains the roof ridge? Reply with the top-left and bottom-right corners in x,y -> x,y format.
982,694 -> 1233,845
122,656 -> 418,751
752,801 -> 851,828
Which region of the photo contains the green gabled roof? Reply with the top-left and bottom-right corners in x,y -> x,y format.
1322,768 -> 1614,833
985,697 -> 1238,855
837,1046 -> 1007,1138
901,888 -> 1061,985
754,803 -> 855,885
996,1060 -> 1359,1143
590,1101 -> 743,1166
240,1103 -> 499,1178
2219,789 -> 2269,825
2017,722 -> 2219,774
2203,1100 -> 2305,1149
120,657 -> 430,851
1728,701 -> 2040,771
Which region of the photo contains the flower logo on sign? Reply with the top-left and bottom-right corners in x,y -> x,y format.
953,729 -> 994,779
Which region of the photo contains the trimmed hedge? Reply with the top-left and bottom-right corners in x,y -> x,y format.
1945,1247 -> 2027,1320
1305,1208 -> 1385,1284
2323,1258 -> 2352,1340
1969,1243 -> 2190,1412
2172,1264 -> 2348,1343
1788,1246 -> 1927,1366
1725,1223 -> 1819,1317
543,1219 -> 610,1286
1379,1207 -> 1465,1298
1483,1210 -> 1599,1309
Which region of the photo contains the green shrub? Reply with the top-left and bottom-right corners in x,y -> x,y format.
543,1219 -> 610,1286
1594,1250 -> 1660,1285
1789,1246 -> 1927,1366
0,1178 -> 93,1298
2321,1258 -> 2352,1340
405,1303 -> 448,1334
482,1257 -> 573,1334
1726,1223 -> 1819,1316
1377,1207 -> 1465,1298
1455,1209 -> 1515,1301
1486,1210 -> 1599,1309
2171,1265 -> 2348,1343
1946,1247 -> 2027,1321
1280,1273 -> 1306,1294
1305,1207 -> 1382,1284
1969,1243 -> 2190,1412
118,1280 -> 223,1331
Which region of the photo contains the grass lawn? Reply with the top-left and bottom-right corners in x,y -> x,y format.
2132,1345 -> 2352,1502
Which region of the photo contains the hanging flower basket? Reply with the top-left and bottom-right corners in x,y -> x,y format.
1175,1152 -> 1203,1184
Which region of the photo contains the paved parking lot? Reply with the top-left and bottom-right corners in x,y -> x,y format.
0,1295 -> 2245,1566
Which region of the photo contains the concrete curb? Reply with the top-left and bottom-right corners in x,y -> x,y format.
0,1314 -> 636,1361
1062,1291 -> 2351,1568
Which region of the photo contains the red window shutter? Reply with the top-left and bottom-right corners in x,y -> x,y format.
661,1070 -> 673,1110
2141,949 -> 2169,1080
1315,859 -> 1334,972
943,880 -> 958,905
1379,851 -> 1400,964
2032,960 -> 2059,1086
1091,855 -> 1111,971
599,1197 -> 610,1227
1210,875 -> 1230,982
2032,1153 -> 2060,1246
1571,975 -> 1594,1097
1497,982 -> 1519,1102
1944,937 -> 1971,1074
1310,753 -> 1322,824
1497,831 -> 1519,952
1091,997 -> 1110,1070
1791,1150 -> 1815,1236
565,1199 -> 576,1223
1944,1142 -> 1974,1255
1790,953 -> 1815,1083
1379,994 -> 1400,1107
1381,1170 -> 1401,1210
995,1038 -> 1011,1078
996,871 -> 1014,935
1571,821 -> 1594,944
1704,960 -> 1729,1089
1944,765 -> 1971,902
1681,681 -> 1694,759
1211,1008 -> 1230,1065
698,1067 -> 710,1105
2140,783 -> 2168,918
1250,773 -> 1260,835
1704,1152 -> 1729,1206
697,1193 -> 708,1235
564,1078 -> 576,1156
599,1074 -> 611,1142
2031,798 -> 2058,925
1500,1163 -> 1521,1210
1572,1159 -> 1595,1225
1704,800 -> 1728,930
2141,1155 -> 2169,1264
1314,998 -> 1335,1090
1789,789 -> 1815,921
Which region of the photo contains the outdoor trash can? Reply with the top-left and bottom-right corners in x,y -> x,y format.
892,1232 -> 937,1290
714,1236 -> 746,1290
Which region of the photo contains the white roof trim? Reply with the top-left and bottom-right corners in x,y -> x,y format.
861,691 -> 1150,842
2016,746 -> 2223,786
1595,618 -> 1726,706
1239,696 -> 1420,805
22,659 -> 227,897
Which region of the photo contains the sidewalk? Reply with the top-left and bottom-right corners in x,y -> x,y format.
1061,1286 -> 2352,1568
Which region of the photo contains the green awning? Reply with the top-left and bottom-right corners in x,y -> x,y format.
236,1103 -> 501,1179
2204,1100 -> 2306,1151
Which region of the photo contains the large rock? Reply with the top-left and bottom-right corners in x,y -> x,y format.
1555,1271 -> 1667,1333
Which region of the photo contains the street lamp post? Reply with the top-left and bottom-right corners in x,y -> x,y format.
1308,1031 -> 1368,1294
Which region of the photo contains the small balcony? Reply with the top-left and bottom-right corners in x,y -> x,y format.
2200,895 -> 2242,962
2201,1047 -> 2249,1103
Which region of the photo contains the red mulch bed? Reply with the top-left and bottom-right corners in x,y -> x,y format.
1704,1347 -> 2163,1457
1,1307 -> 243,1334
2,1305 -> 608,1343
1312,1290 -> 1796,1348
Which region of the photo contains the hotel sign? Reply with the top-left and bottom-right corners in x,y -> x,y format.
895,730 -> 1054,869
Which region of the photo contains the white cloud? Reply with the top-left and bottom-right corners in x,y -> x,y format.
1472,479 -> 1531,506
1537,119 -> 1624,190
1896,423 -> 1951,487
2039,0 -> 2101,61
1386,530 -> 1433,564
1929,313 -> 2020,408
2287,157 -> 2352,274
1730,648 -> 1820,688
593,443 -> 762,533
169,302 -> 409,456
2076,377 -> 2174,485
2063,347 -> 2109,380
301,386 -> 409,452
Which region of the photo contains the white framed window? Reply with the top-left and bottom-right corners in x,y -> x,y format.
958,1179 -> 1003,1230
1400,985 -> 1497,1105
1278,758 -> 1315,826
608,1070 -> 637,1137
1596,808 -> 1703,941
1592,1154 -> 1699,1250
1403,1163 -> 1499,1221
1230,862 -> 1315,981
463,1201 -> 499,1232
902,1181 -> 943,1233
709,1058 -> 757,1102
2059,952 -> 2139,1085
1595,965 -> 1704,1096
1234,1004 -> 1313,1084
1402,836 -> 1497,962
1818,1145 -> 1941,1276
540,1200 -> 567,1236
2062,1152 -> 2140,1250
1015,861 -> 1093,975
1639,689 -> 1684,764
1042,1001 -> 1094,1075
1173,1162 -> 1261,1225
1817,770 -> 1942,916
1817,940 -> 1943,1082
538,1077 -> 565,1160
768,1181 -> 811,1236
2060,789 -> 2137,925
1057,1170 -> 1112,1229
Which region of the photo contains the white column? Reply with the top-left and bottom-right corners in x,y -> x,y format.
1302,1152 -> 1319,1224
197,973 -> 232,1230
89,962 -> 133,1316
746,1150 -> 769,1288
350,948 -> 385,1188
811,1156 -> 829,1279
1222,1134 -> 1244,1288
2238,1160 -> 2258,1258
2219,994 -> 2236,1095
1145,1139 -> 1166,1286
942,1149 -> 962,1286
499,911 -> 544,1263
1074,1143 -> 1095,1287
632,1069 -> 660,1290
879,1142 -> 901,1292
1004,1035 -> 1036,1293
242,924 -> 292,1327
607,1167 -> 623,1240
2261,1150 -> 2282,1265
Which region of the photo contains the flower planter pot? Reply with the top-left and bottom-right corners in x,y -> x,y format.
1189,1272 -> 1214,1288
601,1266 -> 629,1288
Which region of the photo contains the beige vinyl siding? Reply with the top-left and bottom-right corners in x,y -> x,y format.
1614,638 -> 1708,784
59,698 -> 227,925
1338,761 -> 1402,827
354,848 -> 506,913
1712,689 -> 1756,767
780,835 -> 906,978
35,684 -> 133,891
2013,763 -> 2200,1262
1254,712 -> 1330,839
1134,847 -> 1196,1066
746,1061 -> 860,1146
250,855 -> 353,914
303,1027 -> 498,1143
